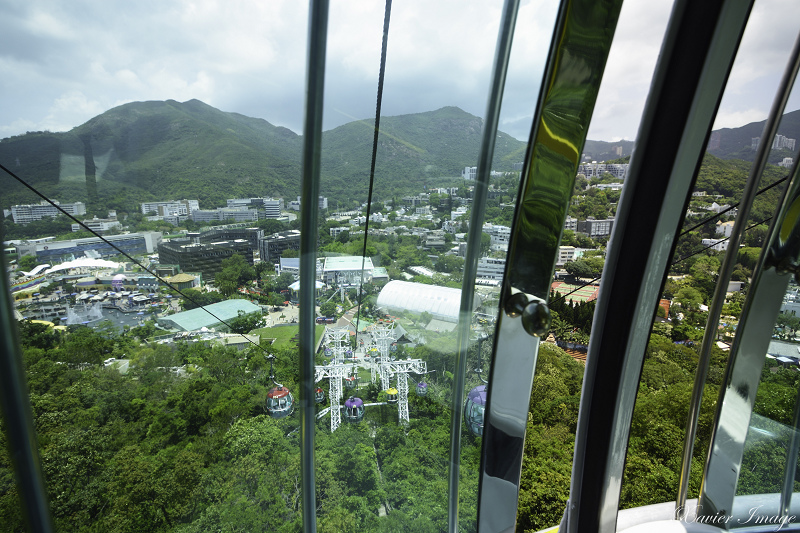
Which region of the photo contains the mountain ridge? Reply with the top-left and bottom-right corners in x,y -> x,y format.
2,100 -> 797,214
0,100 -> 525,212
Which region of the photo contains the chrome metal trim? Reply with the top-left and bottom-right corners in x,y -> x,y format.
447,0 -> 521,530
563,0 -> 751,531
476,0 -> 623,530
298,1 -> 329,531
679,20 -> 800,511
700,156 -> 800,523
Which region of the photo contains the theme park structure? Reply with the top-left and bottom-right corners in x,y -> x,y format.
315,322 -> 427,432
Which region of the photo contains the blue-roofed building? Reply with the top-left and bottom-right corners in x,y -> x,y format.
277,257 -> 300,277
157,299 -> 262,332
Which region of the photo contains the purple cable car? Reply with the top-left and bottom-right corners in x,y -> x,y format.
416,381 -> 428,396
344,396 -> 364,423
464,385 -> 487,436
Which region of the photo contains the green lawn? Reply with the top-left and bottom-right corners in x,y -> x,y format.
251,324 -> 326,349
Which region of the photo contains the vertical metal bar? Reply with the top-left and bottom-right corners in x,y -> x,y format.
477,0 -> 622,530
678,25 -> 800,510
563,0 -> 752,530
447,0 -> 520,530
299,1 -> 329,531
698,168 -> 800,519
0,233 -> 54,532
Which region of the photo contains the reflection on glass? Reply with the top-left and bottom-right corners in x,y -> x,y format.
735,283 -> 800,507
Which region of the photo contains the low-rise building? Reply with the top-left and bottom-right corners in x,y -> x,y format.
16,232 -> 162,263
701,238 -> 728,252
322,256 -> 374,286
330,226 -> 350,238
157,238 -> 254,279
557,246 -> 580,266
716,220 -> 735,238
259,230 -> 301,262
483,223 -> 511,251
577,218 -> 614,238
476,257 -> 506,282
11,200 -> 86,225
140,199 -> 199,216
71,217 -> 122,234
191,208 -> 259,223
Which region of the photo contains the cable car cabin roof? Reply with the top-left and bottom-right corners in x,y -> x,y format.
267,386 -> 291,399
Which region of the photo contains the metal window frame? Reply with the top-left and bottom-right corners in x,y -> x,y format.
475,0 -> 624,531
562,0 -> 754,531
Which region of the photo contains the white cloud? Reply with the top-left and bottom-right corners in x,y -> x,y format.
0,0 -> 798,143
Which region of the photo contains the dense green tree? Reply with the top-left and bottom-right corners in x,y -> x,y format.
180,288 -> 225,310
320,301 -> 337,317
228,310 -> 263,334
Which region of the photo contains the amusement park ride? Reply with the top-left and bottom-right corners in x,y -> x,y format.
313,322 -> 428,432
266,319 -> 491,436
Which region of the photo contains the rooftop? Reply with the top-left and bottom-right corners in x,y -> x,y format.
158,299 -> 262,332
323,256 -> 374,271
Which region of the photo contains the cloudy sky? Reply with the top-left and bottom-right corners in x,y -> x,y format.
1,0 -> 798,143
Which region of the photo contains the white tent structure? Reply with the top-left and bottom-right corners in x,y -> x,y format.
42,258 -> 121,275
376,280 -> 479,323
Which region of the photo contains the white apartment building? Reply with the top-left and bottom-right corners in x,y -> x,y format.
752,134 -> 797,151
702,238 -> 729,252
716,220 -> 734,238
140,199 -> 199,216
483,223 -> 511,251
287,196 -> 328,211
11,201 -> 86,224
226,197 -> 284,218
557,246 -> 579,266
451,206 -> 468,220
462,166 -> 478,180
190,208 -> 259,223
577,162 -> 629,179
71,217 -> 122,234
330,226 -> 350,238
477,257 -> 506,281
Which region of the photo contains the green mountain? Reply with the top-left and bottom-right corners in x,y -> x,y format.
0,99 -> 302,213
707,108 -> 800,162
0,100 -> 526,213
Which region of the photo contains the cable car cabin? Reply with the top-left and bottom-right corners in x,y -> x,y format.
266,386 -> 294,419
343,397 -> 364,424
464,385 -> 487,436
314,387 -> 325,404
385,387 -> 398,404
343,375 -> 358,390
416,381 -> 428,397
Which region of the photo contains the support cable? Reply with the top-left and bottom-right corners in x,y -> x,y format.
678,26 -> 800,509
0,162 -> 269,354
551,217 -> 772,307
355,0 -> 393,344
